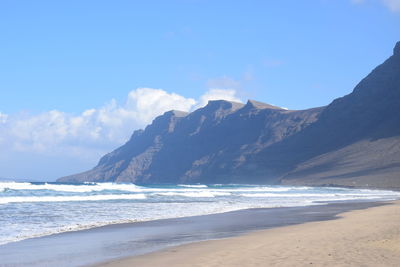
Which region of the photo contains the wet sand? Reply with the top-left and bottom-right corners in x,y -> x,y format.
0,201 -> 394,267
96,201 -> 400,267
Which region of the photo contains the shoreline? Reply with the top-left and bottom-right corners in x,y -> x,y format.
0,200 -> 391,267
0,184 -> 400,249
95,200 -> 400,267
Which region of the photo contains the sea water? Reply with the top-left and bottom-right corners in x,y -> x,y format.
0,181 -> 399,246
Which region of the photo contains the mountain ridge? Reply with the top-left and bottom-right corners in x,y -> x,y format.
59,42 -> 400,189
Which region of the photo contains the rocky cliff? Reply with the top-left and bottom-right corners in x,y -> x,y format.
59,42 -> 400,189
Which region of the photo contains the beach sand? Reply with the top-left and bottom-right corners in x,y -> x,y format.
96,201 -> 400,267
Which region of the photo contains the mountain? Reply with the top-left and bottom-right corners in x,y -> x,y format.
58,100 -> 322,184
59,42 -> 400,189
279,42 -> 400,189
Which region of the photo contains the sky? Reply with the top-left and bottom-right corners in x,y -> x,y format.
0,0 -> 399,181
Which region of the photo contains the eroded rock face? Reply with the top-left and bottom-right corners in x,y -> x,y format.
394,41 -> 400,56
58,99 -> 322,184
276,42 -> 400,188
59,42 -> 400,189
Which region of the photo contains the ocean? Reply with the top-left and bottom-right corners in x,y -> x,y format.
0,181 -> 399,246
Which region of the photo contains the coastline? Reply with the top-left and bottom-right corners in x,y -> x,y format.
0,200 -> 397,267
94,200 -> 400,267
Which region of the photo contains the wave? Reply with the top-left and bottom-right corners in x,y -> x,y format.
0,218 -> 143,246
178,184 -> 208,188
0,182 -> 302,194
0,182 -> 143,193
154,191 -> 231,198
0,194 -> 146,204
1,184 -> 399,247
209,186 -> 309,192
240,192 -> 400,198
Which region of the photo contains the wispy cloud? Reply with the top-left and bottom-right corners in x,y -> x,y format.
262,59 -> 284,68
382,0 -> 400,12
0,112 -> 8,124
352,0 -> 400,12
207,76 -> 241,90
205,73 -> 256,103
351,0 -> 366,4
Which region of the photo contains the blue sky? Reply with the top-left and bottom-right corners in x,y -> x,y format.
0,0 -> 399,180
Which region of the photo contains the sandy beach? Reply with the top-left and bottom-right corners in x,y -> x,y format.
96,200 -> 400,267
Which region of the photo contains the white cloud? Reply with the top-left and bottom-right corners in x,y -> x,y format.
0,112 -> 7,123
0,88 -> 197,155
0,87 -> 242,180
197,89 -> 242,108
382,0 -> 400,11
126,88 -> 196,125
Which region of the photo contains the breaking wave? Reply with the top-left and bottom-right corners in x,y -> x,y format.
0,194 -> 146,204
0,181 -> 399,246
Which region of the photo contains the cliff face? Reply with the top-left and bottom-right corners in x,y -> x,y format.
279,42 -> 400,189
58,100 -> 322,184
59,42 -> 400,189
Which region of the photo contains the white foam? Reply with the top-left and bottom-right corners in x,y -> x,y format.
211,187 -> 298,192
0,194 -> 146,204
240,192 -> 399,199
0,182 -> 143,193
1,183 -> 399,247
155,191 -> 231,198
178,184 -> 208,188
0,182 -> 310,194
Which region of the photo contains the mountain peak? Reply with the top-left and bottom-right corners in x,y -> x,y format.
200,100 -> 244,114
58,44 -> 400,189
147,110 -> 188,133
394,41 -> 400,56
206,99 -> 244,109
163,110 -> 189,117
245,100 -> 284,110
